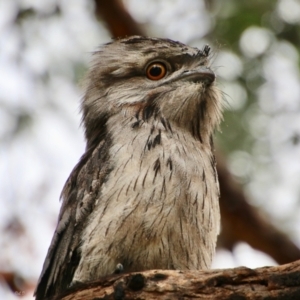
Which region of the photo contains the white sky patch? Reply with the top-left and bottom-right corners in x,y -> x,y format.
233,243 -> 277,268
277,0 -> 300,24
213,51 -> 243,81
239,26 -> 273,58
221,81 -> 247,111
212,243 -> 277,269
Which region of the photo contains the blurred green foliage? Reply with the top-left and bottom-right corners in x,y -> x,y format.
208,0 -> 300,165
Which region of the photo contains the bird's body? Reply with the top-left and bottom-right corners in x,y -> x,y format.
35,36 -> 222,300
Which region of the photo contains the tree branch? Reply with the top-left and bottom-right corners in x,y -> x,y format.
56,260 -> 300,299
94,0 -> 144,37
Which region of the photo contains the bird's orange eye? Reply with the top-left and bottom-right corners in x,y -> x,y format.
146,63 -> 166,80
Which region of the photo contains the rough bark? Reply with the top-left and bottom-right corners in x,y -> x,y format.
54,260 -> 300,300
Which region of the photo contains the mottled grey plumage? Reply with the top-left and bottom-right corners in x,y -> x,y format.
35,36 -> 222,300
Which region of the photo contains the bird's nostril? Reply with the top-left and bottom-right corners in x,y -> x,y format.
201,70 -> 215,84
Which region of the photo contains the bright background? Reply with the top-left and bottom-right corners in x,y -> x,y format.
1,0 -> 300,298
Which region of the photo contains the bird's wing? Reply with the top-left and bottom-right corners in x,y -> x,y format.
34,138 -> 111,300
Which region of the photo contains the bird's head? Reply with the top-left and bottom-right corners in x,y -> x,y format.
82,36 -> 222,147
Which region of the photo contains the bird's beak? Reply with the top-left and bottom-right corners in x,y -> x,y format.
178,67 -> 215,85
